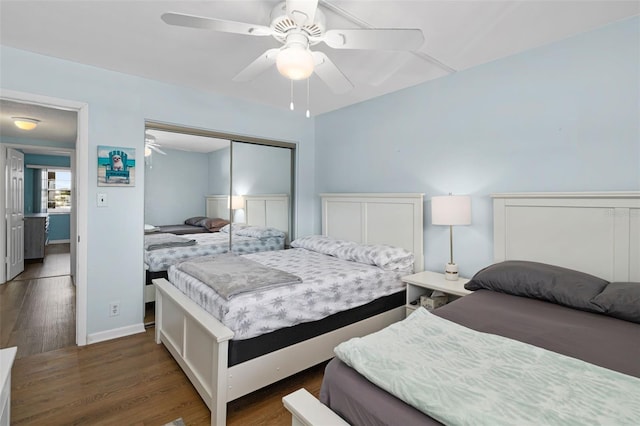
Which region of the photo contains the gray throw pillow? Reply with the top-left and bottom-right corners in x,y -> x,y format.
464,260 -> 609,312
184,216 -> 207,226
591,282 -> 640,324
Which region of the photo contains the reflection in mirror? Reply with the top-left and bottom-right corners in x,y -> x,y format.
231,141 -> 294,245
143,129 -> 230,230
142,123 -> 296,326
142,125 -> 231,326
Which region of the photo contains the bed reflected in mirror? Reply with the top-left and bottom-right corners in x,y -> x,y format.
142,123 -> 296,326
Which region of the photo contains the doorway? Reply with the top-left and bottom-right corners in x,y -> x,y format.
0,89 -> 89,347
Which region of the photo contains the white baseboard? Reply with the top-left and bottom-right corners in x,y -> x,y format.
49,239 -> 71,244
87,323 -> 146,345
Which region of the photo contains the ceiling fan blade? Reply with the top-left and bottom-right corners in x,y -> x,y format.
148,145 -> 167,155
322,28 -> 424,51
312,51 -> 353,94
232,48 -> 280,82
161,12 -> 272,36
286,0 -> 318,27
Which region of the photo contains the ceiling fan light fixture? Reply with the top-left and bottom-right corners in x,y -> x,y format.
276,38 -> 314,80
12,117 -> 40,131
145,132 -> 156,144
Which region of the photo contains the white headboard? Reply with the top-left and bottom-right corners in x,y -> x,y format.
492,192 -> 640,282
320,193 -> 424,272
205,194 -> 290,240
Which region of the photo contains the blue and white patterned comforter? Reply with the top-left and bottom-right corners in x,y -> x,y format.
167,248 -> 408,339
145,232 -> 284,272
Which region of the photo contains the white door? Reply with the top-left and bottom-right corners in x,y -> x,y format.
6,148 -> 25,280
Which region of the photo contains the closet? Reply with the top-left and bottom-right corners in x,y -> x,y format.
143,122 -> 295,241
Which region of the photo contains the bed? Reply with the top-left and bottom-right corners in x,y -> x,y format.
144,218 -> 229,235
152,193 -> 425,425
283,191 -> 640,426
144,194 -> 291,302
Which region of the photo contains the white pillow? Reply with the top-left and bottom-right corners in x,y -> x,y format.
291,235 -> 414,272
220,223 -> 284,239
234,226 -> 285,239
290,235 -> 349,256
333,242 -> 414,272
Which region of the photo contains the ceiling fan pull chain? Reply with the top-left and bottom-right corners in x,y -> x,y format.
289,80 -> 295,111
306,78 -> 311,118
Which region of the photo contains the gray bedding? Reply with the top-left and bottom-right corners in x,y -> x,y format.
176,253 -> 302,300
144,233 -> 196,250
320,290 -> 640,426
152,224 -> 209,235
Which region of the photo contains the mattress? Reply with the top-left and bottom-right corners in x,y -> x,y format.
167,248 -> 408,340
144,232 -> 284,272
320,290 -> 640,426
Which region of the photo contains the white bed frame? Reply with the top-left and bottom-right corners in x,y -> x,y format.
205,193 -> 290,241
153,193 -> 424,426
282,191 -> 640,426
492,192 -> 639,282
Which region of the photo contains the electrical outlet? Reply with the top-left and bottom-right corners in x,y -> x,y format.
109,301 -> 120,317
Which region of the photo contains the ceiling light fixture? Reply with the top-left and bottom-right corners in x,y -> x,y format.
12,117 -> 40,131
276,33 -> 314,81
145,133 -> 155,157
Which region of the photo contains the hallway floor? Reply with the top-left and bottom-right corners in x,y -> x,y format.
1,243 -> 75,359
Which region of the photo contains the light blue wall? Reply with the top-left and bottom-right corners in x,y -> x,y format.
24,153 -> 71,168
48,214 -> 70,241
207,146 -> 231,195
1,46 -> 316,337
144,147 -> 210,225
315,17 -> 640,279
23,166 -> 37,213
231,142 -> 292,196
207,143 -> 292,196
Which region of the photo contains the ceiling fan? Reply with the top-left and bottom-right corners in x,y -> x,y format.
161,0 -> 425,94
144,132 -> 166,157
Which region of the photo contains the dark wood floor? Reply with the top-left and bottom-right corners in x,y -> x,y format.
14,243 -> 71,280
11,329 -> 326,425
1,243 -> 75,359
4,243 -> 327,425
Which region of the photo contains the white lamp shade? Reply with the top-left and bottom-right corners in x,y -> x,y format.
276,45 -> 314,80
431,195 -> 471,225
228,195 -> 245,210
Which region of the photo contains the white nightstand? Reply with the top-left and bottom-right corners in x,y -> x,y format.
402,271 -> 471,317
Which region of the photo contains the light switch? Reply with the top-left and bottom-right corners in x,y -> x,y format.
97,193 -> 108,207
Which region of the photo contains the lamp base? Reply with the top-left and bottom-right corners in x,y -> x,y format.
444,263 -> 459,281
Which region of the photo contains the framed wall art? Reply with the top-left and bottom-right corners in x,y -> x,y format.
98,145 -> 136,187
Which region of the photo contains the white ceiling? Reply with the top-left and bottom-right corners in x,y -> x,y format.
1,0 -> 638,143
0,99 -> 78,144
146,129 -> 230,153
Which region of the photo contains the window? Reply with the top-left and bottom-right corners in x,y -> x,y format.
42,169 -> 72,213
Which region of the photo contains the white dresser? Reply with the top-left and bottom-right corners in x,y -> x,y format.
0,347 -> 17,426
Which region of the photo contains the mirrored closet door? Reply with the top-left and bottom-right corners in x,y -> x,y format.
142,122 -> 296,325
230,140 -> 294,245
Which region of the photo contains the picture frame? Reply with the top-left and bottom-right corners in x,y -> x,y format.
97,145 -> 136,187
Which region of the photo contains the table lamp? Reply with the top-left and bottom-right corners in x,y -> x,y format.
431,194 -> 471,280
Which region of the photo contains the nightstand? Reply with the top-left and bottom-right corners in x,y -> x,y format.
402,270 -> 471,317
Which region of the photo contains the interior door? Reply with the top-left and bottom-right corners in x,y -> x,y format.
6,147 -> 25,280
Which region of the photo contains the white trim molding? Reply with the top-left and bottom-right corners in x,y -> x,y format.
86,323 -> 146,345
